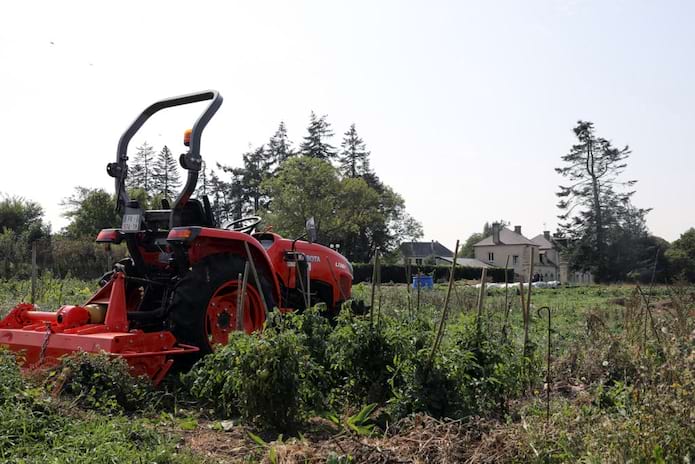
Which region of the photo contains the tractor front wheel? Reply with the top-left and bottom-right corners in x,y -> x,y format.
168,254 -> 273,363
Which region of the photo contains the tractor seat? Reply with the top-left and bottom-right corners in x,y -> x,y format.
144,198 -> 214,230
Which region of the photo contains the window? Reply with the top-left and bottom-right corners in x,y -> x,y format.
488,252 -> 494,262
415,258 -> 423,266
539,254 -> 545,264
512,255 -> 519,265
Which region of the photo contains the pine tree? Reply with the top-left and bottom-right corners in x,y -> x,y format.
267,121 -> 294,171
240,145 -> 272,213
152,145 -> 181,201
338,123 -> 370,178
299,112 -> 336,161
127,142 -> 155,196
556,121 -> 650,281
196,161 -> 209,197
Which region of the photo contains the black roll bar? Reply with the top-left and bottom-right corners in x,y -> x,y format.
107,90 -> 223,227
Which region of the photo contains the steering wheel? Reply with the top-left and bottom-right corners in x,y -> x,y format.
222,216 -> 262,233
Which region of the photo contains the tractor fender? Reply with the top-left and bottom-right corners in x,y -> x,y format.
183,228 -> 282,307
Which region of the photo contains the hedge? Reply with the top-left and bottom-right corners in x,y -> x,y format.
351,264 -> 512,284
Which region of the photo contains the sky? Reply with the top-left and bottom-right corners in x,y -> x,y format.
1,0 -> 693,249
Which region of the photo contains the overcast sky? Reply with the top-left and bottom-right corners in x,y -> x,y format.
1,0 -> 693,248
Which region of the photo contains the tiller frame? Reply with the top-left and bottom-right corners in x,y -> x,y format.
0,272 -> 198,384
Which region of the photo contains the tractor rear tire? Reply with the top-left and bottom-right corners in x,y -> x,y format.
167,253 -> 274,367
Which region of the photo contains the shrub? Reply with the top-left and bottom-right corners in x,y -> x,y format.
326,312 -> 402,408
47,351 -> 153,414
183,318 -> 320,432
387,314 -> 529,420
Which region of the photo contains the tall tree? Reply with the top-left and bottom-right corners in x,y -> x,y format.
62,187 -> 120,239
666,228 -> 695,282
152,145 -> 181,201
267,122 -> 295,171
555,121 -> 649,281
127,142 -> 156,196
0,194 -> 47,241
196,161 -> 209,197
262,156 -> 341,238
338,123 -> 370,178
300,112 -> 336,161
215,163 -> 247,222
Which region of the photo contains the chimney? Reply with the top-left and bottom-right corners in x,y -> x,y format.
543,230 -> 551,241
514,225 -> 522,235
492,222 -> 501,244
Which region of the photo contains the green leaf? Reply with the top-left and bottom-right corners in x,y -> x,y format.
248,431 -> 268,447
178,417 -> 198,431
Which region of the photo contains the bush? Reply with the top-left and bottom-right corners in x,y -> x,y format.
183,318 -> 320,432
326,312 -> 404,408
387,313 -> 529,420
351,263 -> 512,284
47,351 -> 153,414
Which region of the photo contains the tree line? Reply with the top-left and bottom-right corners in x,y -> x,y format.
0,112 -> 424,278
120,113 -> 423,262
2,118 -> 694,282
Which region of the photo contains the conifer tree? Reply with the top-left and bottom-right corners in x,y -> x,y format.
338,123 -> 370,178
240,145 -> 272,213
152,145 -> 181,201
126,142 -> 155,196
556,121 -> 649,281
267,121 -> 294,171
300,112 -> 336,161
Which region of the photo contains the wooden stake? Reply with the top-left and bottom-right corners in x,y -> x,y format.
237,264 -> 249,331
31,241 -> 37,305
502,255 -> 511,337
243,242 -> 269,318
370,249 -> 380,326
416,270 -> 422,313
523,247 -> 535,357
405,262 -> 412,317
426,240 -> 460,379
475,267 -> 488,341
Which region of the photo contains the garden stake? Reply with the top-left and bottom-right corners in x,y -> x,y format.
237,264 -> 249,331
425,240 -> 459,380
416,270 -> 422,313
370,249 -> 380,327
523,247 -> 535,359
243,241 -> 270,318
537,306 -> 552,425
502,255 -> 510,337
475,267 -> 488,343
236,272 -> 243,330
405,262 -> 412,318
31,241 -> 37,304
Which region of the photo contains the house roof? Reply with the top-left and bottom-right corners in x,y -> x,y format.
531,234 -> 554,250
438,257 -> 491,268
473,227 -> 537,247
400,241 -> 454,258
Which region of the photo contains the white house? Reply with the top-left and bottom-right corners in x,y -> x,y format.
473,224 -> 592,283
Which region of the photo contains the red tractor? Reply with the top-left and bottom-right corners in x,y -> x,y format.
0,90 -> 354,383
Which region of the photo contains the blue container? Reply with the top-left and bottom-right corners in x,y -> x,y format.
412,275 -> 434,289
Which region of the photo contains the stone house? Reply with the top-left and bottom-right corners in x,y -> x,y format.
473,224 -> 593,283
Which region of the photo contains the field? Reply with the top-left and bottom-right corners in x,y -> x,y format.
1,275 -> 693,463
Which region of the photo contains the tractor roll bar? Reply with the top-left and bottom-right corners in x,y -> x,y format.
107,90 -> 223,224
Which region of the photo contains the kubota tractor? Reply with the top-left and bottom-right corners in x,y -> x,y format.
0,90 -> 354,383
